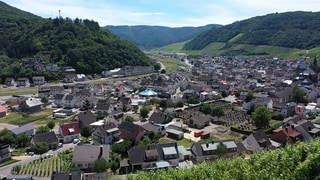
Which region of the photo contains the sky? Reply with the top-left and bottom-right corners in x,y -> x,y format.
3,0 -> 320,27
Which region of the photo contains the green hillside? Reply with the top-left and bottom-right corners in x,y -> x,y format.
132,139 -> 320,179
157,39 -> 320,59
0,1 -> 153,81
105,24 -> 221,50
183,11 -> 320,57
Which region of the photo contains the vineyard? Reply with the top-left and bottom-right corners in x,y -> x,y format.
130,139 -> 320,180
14,151 -> 74,178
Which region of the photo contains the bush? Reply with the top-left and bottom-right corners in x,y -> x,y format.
230,126 -> 253,135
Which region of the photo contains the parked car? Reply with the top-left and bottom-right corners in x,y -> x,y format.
58,143 -> 63,148
73,139 -> 80,144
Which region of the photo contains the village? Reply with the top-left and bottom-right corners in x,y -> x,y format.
1,54 -> 320,179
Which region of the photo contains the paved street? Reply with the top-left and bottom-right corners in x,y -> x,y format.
0,142 -> 77,178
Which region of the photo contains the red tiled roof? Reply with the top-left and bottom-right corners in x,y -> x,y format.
60,122 -> 80,136
0,105 -> 7,113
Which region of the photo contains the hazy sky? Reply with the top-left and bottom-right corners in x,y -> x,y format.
3,0 -> 320,27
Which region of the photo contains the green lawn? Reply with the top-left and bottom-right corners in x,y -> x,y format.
0,109 -> 54,126
177,138 -> 194,148
0,158 -> 20,167
0,87 -> 38,96
158,57 -> 190,73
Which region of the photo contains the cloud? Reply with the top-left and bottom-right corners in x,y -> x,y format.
3,0 -> 320,27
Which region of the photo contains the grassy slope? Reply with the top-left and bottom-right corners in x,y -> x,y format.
156,41 -> 320,59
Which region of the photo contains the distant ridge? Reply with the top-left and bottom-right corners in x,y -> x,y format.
105,24 -> 222,50
184,11 -> 320,51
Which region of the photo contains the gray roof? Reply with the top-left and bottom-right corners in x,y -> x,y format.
25,98 -> 43,107
10,123 -> 34,136
72,145 -> 110,163
166,129 -> 183,135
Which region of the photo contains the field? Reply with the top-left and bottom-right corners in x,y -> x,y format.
16,151 -> 73,178
156,41 -> 320,60
0,86 -> 38,96
0,109 -> 54,126
157,57 -> 190,73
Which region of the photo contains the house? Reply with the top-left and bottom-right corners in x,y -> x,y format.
16,78 -> 30,87
186,113 -> 211,129
92,123 -> 120,144
95,98 -> 114,118
242,130 -> 273,153
0,105 -> 7,118
46,63 -> 59,72
53,94 -> 65,108
20,98 -> 43,113
118,96 -> 132,112
73,110 -> 96,127
0,143 -> 11,163
10,123 -> 34,138
270,125 -> 302,145
63,94 -> 74,108
72,145 -> 110,170
4,77 -> 16,87
141,122 -> 166,136
38,86 -> 51,98
76,74 -> 86,81
32,76 -> 46,85
7,95 -> 27,107
294,121 -> 320,140
51,171 -> 83,180
124,142 -> 179,172
31,131 -> 58,150
50,86 -> 65,97
191,139 -> 239,162
63,74 -> 76,83
118,121 -> 144,144
149,111 -> 172,124
59,122 -> 81,143
166,129 -> 184,140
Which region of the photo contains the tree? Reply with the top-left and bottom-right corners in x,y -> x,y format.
221,90 -> 228,98
139,136 -> 152,145
188,96 -> 198,104
216,142 -> 227,157
252,106 -> 271,129
159,99 -> 167,109
81,125 -> 92,140
34,142 -> 49,154
235,90 -> 241,98
292,85 -> 308,104
41,96 -> 48,103
199,103 -> 212,115
93,158 -> 108,173
176,100 -> 184,107
154,63 -> 161,71
140,106 -> 150,118
125,115 -> 135,122
211,106 -> 225,118
111,140 -> 132,155
110,161 -> 119,173
17,134 -> 30,147
36,126 -> 50,134
47,121 -> 55,131
245,90 -> 254,103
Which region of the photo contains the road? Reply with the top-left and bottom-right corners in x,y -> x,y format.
0,143 -> 77,178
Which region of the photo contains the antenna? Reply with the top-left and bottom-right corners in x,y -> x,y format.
59,9 -> 61,18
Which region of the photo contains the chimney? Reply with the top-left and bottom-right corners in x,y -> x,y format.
291,124 -> 295,130
98,145 -> 103,159
206,143 -> 209,148
308,126 -> 312,131
285,127 -> 288,132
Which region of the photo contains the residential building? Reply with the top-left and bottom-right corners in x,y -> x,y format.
32,76 -> 46,85
4,77 -> 16,87
72,145 -> 110,170
16,78 -> 30,87
20,98 -> 43,113
0,143 -> 11,163
31,131 -> 58,150
0,105 -> 7,118
10,123 -> 34,138
59,122 -> 80,143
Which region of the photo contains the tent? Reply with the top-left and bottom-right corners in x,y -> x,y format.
139,89 -> 157,97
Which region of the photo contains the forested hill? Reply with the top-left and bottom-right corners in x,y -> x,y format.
0,1 -> 153,77
183,11 -> 320,50
105,24 -> 221,50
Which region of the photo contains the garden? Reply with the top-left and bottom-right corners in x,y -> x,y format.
12,150 -> 75,178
